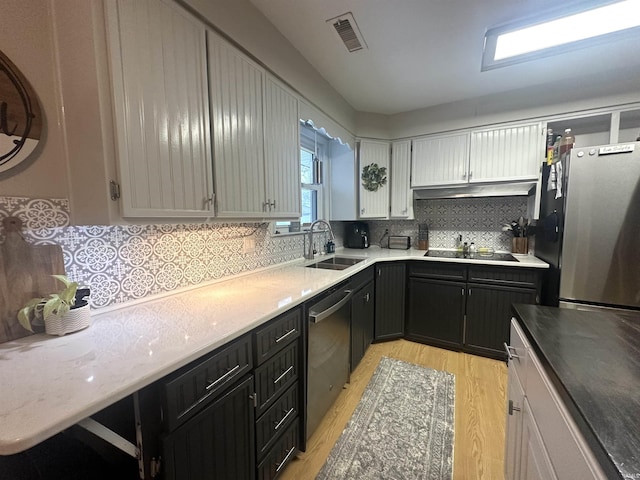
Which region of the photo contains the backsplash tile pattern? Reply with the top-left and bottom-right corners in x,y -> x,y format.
1,197 -> 304,309
360,196 -> 530,252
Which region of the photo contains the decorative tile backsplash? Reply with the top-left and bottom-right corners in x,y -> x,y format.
1,197 -> 305,309
356,196 -> 531,252
1,195 -> 531,310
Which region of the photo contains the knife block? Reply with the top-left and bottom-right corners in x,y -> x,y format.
512,237 -> 528,254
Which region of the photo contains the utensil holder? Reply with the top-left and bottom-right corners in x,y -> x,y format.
511,237 -> 528,254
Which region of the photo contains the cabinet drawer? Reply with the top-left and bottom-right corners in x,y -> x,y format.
526,346 -> 606,480
469,266 -> 539,288
256,383 -> 298,460
254,341 -> 299,416
163,335 -> 252,430
409,262 -> 466,281
257,417 -> 299,480
254,308 -> 301,365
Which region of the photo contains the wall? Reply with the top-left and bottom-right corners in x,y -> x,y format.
0,196 -> 306,309
346,196 -> 531,253
0,0 -> 69,198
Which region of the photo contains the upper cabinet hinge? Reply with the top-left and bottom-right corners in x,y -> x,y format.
110,180 -> 121,201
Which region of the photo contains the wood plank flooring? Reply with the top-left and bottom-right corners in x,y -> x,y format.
281,339 -> 508,480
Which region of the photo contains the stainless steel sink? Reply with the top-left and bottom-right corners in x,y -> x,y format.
306,256 -> 366,270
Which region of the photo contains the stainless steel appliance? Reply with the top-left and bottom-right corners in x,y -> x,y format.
344,221 -> 369,248
536,142 -> 640,311
306,285 -> 352,439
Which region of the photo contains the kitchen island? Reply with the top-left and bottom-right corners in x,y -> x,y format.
0,247 -> 546,458
511,304 -> 640,480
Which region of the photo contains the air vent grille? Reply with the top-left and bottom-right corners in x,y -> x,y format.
327,12 -> 367,53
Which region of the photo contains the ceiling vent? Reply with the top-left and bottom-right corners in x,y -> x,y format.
327,12 -> 367,52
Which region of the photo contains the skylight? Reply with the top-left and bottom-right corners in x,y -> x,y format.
482,0 -> 640,70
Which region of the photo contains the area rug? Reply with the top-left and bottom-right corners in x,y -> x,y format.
316,357 -> 455,480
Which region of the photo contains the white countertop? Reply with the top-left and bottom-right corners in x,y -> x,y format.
0,247 -> 546,454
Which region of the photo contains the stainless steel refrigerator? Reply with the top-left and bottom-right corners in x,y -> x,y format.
535,141 -> 640,312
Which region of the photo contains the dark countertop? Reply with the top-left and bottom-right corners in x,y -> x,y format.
512,304 -> 640,480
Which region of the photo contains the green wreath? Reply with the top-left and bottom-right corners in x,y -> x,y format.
361,163 -> 387,192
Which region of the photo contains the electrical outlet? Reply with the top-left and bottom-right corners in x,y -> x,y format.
242,236 -> 255,254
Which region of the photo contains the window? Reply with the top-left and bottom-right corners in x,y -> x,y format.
274,124 -> 326,234
482,0 -> 640,70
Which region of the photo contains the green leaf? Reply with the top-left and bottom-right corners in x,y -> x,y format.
43,297 -> 62,319
17,307 -> 34,332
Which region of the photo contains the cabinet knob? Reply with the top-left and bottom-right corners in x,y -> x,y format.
469,170 -> 473,179
508,399 -> 521,415
462,172 -> 467,180
361,208 -> 365,215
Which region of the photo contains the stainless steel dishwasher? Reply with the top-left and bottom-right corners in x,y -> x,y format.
306,285 -> 352,439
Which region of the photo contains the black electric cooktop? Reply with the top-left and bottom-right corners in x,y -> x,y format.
424,250 -> 518,262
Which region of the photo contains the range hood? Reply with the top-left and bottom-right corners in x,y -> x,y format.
413,180 -> 538,200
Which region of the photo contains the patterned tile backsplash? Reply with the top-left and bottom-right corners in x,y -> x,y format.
344,196 -> 531,252
0,197 -> 305,309
1,195 -> 531,310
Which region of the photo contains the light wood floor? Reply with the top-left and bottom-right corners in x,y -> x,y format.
281,339 -> 508,480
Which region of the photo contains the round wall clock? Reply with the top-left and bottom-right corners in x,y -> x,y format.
0,49 -> 43,174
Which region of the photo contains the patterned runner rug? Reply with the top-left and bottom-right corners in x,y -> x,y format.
316,357 -> 455,480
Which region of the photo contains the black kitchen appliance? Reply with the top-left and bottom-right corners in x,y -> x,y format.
344,222 -> 370,249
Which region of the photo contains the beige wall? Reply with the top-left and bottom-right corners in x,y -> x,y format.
0,0 -> 69,198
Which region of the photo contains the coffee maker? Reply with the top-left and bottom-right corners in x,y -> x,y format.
344,222 -> 370,249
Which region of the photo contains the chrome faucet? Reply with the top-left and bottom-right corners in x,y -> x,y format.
305,220 -> 335,260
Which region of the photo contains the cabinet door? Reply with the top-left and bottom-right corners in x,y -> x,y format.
106,0 -> 213,218
406,277 -> 464,349
465,284 -> 536,359
520,399 -> 557,480
374,263 -> 406,340
208,31 -> 266,217
264,75 -> 300,219
162,375 -> 256,480
351,281 -> 374,371
390,140 -> 413,218
358,140 -> 390,218
469,122 -> 544,183
411,132 -> 469,187
505,365 -> 525,480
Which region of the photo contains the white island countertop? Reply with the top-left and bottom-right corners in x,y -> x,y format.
0,247 -> 546,454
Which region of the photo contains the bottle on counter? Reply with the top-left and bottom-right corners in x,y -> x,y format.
559,128 -> 575,159
469,242 -> 476,255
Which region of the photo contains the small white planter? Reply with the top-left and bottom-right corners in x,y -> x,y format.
45,303 -> 91,336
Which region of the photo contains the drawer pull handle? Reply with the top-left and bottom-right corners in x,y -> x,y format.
508,400 -> 521,415
503,343 -> 521,361
273,365 -> 294,385
206,364 -> 241,390
276,445 -> 296,473
274,407 -> 295,431
275,328 -> 296,344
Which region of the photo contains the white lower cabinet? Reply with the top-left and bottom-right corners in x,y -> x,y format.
505,320 -> 607,480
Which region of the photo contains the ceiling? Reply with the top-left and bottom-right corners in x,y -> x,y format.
249,0 -> 640,115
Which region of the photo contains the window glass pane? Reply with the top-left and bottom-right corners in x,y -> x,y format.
301,188 -> 317,225
300,149 -> 314,184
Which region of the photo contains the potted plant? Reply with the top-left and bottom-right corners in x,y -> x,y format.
18,275 -> 91,336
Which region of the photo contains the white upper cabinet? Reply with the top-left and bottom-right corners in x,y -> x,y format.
390,140 -> 413,219
105,0 -> 213,218
263,75 -> 301,218
208,30 -> 266,218
358,140 -> 390,219
469,122 -> 545,183
411,132 -> 470,187
208,32 -> 300,219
